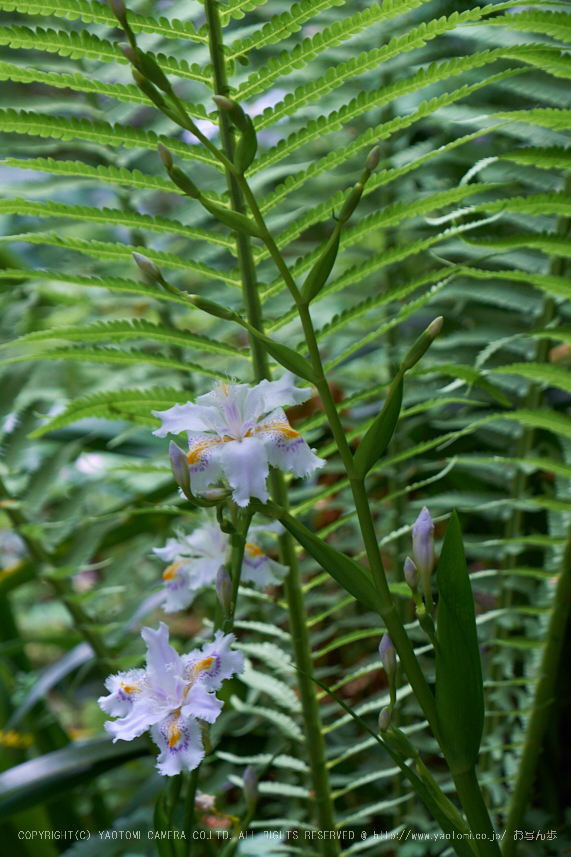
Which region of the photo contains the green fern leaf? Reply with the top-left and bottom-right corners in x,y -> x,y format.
235,5 -> 491,102
0,319 -> 245,358
490,363 -> 571,395
462,267 -> 571,300
220,0 -> 270,24
0,233 -> 240,285
0,268 -> 192,307
0,110 -> 219,169
495,108 -> 571,129
227,0 -> 346,59
0,61 -> 211,122
464,233 -> 571,258
28,386 -> 187,437
0,0 -> 208,43
0,198 -> 230,244
229,695 -> 304,742
500,146 -> 571,171
487,10 -> 571,43
0,345 -> 232,379
0,24 -> 210,85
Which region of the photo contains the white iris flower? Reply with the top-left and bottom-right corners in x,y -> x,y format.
152,372 -> 324,507
154,518 -> 289,612
98,623 -> 243,776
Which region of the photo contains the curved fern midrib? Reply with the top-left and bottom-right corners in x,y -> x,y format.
234,6 -> 494,103
0,232 -> 242,285
0,109 -> 220,169
0,24 -> 210,85
0,60 -> 212,122
0,319 -> 246,358
0,0 -> 208,43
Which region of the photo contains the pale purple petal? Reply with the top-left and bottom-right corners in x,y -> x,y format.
256,371 -> 312,411
152,402 -> 209,437
151,713 -> 204,776
219,436 -> 269,507
256,409 -> 324,478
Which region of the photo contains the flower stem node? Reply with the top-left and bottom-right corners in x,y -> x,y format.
242,765 -> 258,811
215,565 -> 233,618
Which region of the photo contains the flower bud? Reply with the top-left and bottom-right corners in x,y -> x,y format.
378,706 -> 391,732
215,565 -> 232,618
401,316 -> 443,371
132,69 -> 166,109
169,441 -> 191,498
157,142 -> 173,171
190,294 -> 242,323
169,165 -> 201,200
119,43 -> 137,64
365,145 -> 380,172
107,0 -> 127,27
379,633 -> 396,683
404,556 -> 419,591
133,252 -> 161,281
213,95 -> 249,134
243,765 -> 258,811
412,506 -> 435,581
338,182 -> 364,224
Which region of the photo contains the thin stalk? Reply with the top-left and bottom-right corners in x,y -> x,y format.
203,2 -> 339,852
501,515 -> 571,855
222,510 -> 252,634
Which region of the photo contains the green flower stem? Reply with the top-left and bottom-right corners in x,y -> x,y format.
501,515 -> 571,856
221,510 -> 252,634
203,2 -> 339,852
296,304 -> 502,856
453,769 -> 502,857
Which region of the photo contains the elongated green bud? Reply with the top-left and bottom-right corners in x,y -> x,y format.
401,316 -> 443,371
201,199 -> 261,238
382,727 -> 419,760
338,183 -> 364,224
157,142 -> 173,171
107,0 -> 127,27
120,45 -> 171,93
212,95 -> 249,133
353,375 -> 403,478
301,231 -> 340,303
133,252 -> 161,281
234,115 -> 258,174
190,294 -> 242,323
132,69 -> 166,109
169,165 -> 201,199
365,145 -> 381,173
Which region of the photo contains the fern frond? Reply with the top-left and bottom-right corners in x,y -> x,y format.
501,146 -> 571,171
28,386 -> 186,437
0,320 -> 245,358
490,363 -> 571,394
0,110 -> 218,169
253,46 -> 553,135
0,25 -> 210,85
0,345 -> 231,379
0,198 -> 229,244
0,268 -> 192,307
220,0 -> 270,25
229,695 -> 304,743
227,0 -> 346,60
0,61 -> 211,122
0,0 -> 208,43
464,233 -> 571,258
265,184 -> 495,299
235,6 -> 491,102
462,267 -> 571,301
486,10 -> 571,43
482,192 -> 571,217
0,233 -> 241,285
496,108 -> 571,129
251,68 -> 521,181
